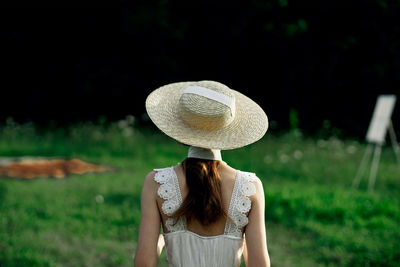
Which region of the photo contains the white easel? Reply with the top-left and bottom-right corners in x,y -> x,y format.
352,95 -> 399,192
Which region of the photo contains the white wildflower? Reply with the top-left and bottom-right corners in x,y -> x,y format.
346,145 -> 357,154
95,195 -> 104,204
317,139 -> 327,148
126,115 -> 135,125
264,155 -> 273,164
118,120 -> 128,129
293,150 -> 303,160
123,127 -> 133,137
280,154 -> 289,163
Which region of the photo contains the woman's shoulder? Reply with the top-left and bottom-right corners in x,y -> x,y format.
145,165 -> 173,175
145,165 -> 178,185
236,168 -> 262,184
219,163 -> 263,185
141,170 -> 163,198
234,169 -> 264,202
142,166 -> 177,199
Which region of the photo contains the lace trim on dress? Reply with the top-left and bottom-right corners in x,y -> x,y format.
154,167 -> 186,232
165,217 -> 186,232
154,167 -> 259,235
224,171 -> 259,237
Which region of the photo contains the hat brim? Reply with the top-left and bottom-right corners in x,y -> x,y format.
145,81 -> 268,150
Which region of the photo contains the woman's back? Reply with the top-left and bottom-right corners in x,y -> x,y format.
157,163 -> 237,236
152,162 -> 261,266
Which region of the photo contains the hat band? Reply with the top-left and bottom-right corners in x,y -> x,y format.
187,146 -> 222,161
183,86 -> 236,117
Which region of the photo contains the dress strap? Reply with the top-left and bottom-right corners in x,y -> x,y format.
224,170 -> 259,237
154,167 -> 186,232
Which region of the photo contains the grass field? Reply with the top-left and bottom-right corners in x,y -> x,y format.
0,119 -> 399,266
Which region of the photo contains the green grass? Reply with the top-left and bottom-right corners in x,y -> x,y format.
0,120 -> 399,266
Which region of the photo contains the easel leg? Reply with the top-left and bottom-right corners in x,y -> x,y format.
352,144 -> 374,188
368,144 -> 382,192
388,120 -> 400,164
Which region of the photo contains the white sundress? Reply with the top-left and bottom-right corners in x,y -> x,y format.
154,166 -> 260,267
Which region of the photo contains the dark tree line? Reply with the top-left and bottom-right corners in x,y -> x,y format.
1,2 -> 399,138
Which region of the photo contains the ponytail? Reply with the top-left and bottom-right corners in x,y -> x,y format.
173,158 -> 226,225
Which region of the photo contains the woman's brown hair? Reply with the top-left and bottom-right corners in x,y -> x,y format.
173,158 -> 226,225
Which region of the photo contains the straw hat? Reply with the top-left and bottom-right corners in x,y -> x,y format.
145,80 -> 268,150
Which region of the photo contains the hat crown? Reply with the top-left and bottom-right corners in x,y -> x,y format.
178,81 -> 236,130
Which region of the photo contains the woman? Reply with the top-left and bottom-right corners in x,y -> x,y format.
134,81 -> 271,267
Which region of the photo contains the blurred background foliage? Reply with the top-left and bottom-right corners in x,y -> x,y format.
0,120 -> 399,266
1,1 -> 400,138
